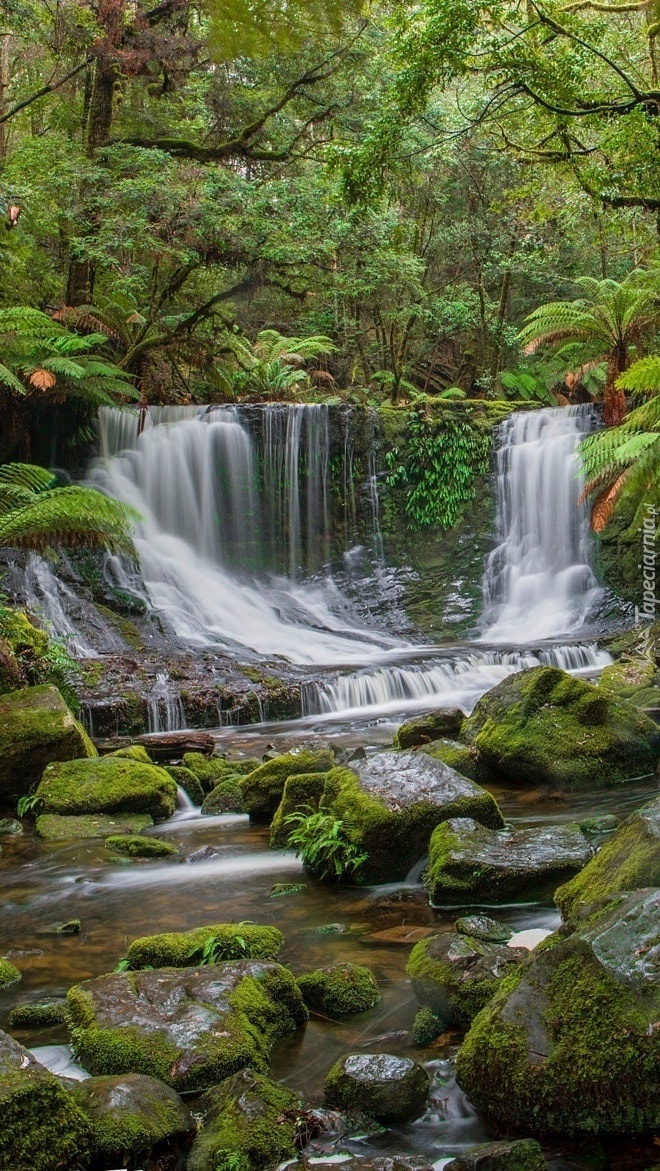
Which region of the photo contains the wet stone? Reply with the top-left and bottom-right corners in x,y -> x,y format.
455,915 -> 513,943
324,1052 -> 430,1123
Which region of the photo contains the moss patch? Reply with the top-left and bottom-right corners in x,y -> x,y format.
0,685 -> 95,801
9,1001 -> 67,1029
183,752 -> 259,793
71,1072 -> 193,1159
201,777 -> 245,815
0,958 -> 21,988
407,933 -> 526,1027
36,756 -> 177,820
297,963 -> 380,1015
105,834 -> 179,859
125,923 -> 284,969
241,749 -> 334,823
186,1068 -> 301,1171
36,812 -> 153,841
166,765 -> 204,806
269,770 -> 327,847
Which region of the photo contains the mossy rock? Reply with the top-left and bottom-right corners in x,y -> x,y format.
105,834 -> 179,859
394,708 -> 465,748
455,915 -> 513,943
407,933 -> 527,1027
71,1072 -> 194,1160
423,738 -> 481,781
0,958 -> 21,988
444,1139 -> 548,1170
424,818 -> 591,905
107,745 -> 153,763
0,1028 -> 93,1171
412,1006 -> 444,1046
555,796 -> 660,921
455,889 -> 660,1135
66,961 -> 307,1092
324,1053 -> 430,1123
270,770 -> 327,848
9,1000 -> 67,1029
0,685 -> 96,800
165,765 -> 204,806
36,812 -> 153,841
186,1068 -> 301,1171
241,748 -> 335,823
125,922 -> 284,969
36,756 -> 178,820
297,962 -> 380,1016
461,666 -> 660,787
0,608 -> 49,693
183,752 -> 260,793
201,777 -> 245,815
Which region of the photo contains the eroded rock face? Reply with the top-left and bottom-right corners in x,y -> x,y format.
36,756 -> 178,820
66,961 -> 307,1093
407,933 -> 527,1027
71,1072 -> 194,1159
425,817 -> 591,904
456,889 -> 660,1135
0,684 -> 95,799
324,1053 -> 430,1123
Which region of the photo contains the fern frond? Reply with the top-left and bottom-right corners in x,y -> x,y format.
0,464 -> 56,492
617,356 -> 660,395
0,486 -> 139,554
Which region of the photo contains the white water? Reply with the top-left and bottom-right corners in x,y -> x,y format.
147,673 -> 186,733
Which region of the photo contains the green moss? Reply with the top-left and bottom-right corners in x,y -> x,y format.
94,604 -> 145,653
67,1004 -> 180,1086
125,923 -> 284,969
9,1001 -> 67,1029
105,834 -> 179,859
186,1069 -> 301,1171
36,812 -> 153,841
394,709 -> 465,748
241,749 -> 334,823
0,1058 -> 93,1171
407,933 -> 522,1027
106,745 -> 153,763
412,1006 -> 443,1046
0,958 -> 21,988
183,752 -> 260,793
269,883 -> 307,898
0,684 -> 96,799
71,1073 -> 192,1159
269,771 -> 327,847
424,738 -> 481,780
201,777 -> 245,815
297,963 -> 380,1015
36,756 -> 177,819
165,765 -> 204,806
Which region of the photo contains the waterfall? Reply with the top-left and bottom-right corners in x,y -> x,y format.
146,674 -> 186,733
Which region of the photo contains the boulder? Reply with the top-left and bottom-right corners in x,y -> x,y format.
9,1000 -> 67,1029
309,1162 -> 433,1171
182,845 -> 220,864
269,770 -> 329,848
183,751 -> 260,793
555,796 -> 660,921
0,957 -> 21,988
165,765 -> 204,806
125,923 -> 284,969
242,748 -> 335,822
324,1053 -> 430,1123
71,1072 -> 194,1160
423,739 -> 481,781
36,756 -> 178,820
444,1139 -> 548,1170
297,963 -> 380,1015
66,961 -> 307,1092
104,834 -> 179,859
424,818 -> 591,904
0,1028 -> 93,1171
456,889 -> 660,1134
461,666 -> 660,787
407,933 -> 527,1027
106,744 -> 152,763
0,685 -> 95,799
455,915 -> 513,943
412,1007 -> 444,1046
35,812 -> 153,841
186,1068 -> 301,1171
0,817 -> 23,834
394,708 -> 465,748
201,777 -> 245,815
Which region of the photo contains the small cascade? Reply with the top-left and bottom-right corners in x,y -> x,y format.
146,674 -> 186,733
367,448 -> 384,562
175,784 -> 198,813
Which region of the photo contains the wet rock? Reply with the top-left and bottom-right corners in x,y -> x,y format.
456,889 -> 660,1135
407,933 -> 527,1027
134,730 -> 215,761
269,881 -> 307,897
182,844 -> 220,864
242,748 -> 335,822
455,915 -> 513,943
106,744 -> 153,763
71,1072 -> 194,1160
0,1027 -> 93,1171
297,963 -> 380,1016
0,957 -> 21,987
104,834 -> 179,859
165,764 -> 204,806
412,1006 -> 444,1046
324,1053 -> 430,1123
66,961 -> 307,1092
9,1000 -> 67,1029
47,920 -> 81,936
578,814 -> 620,838
444,1139 -> 548,1170
35,812 -> 153,841
201,777 -> 245,815
425,818 -> 591,904
461,666 -> 660,787
394,708 -> 465,748
184,751 -> 259,793
0,817 -> 23,834
555,795 -> 660,922
125,923 -> 284,969
186,1068 -> 301,1171
36,756 -> 178,820
307,1161 -> 433,1171
0,684 -> 95,798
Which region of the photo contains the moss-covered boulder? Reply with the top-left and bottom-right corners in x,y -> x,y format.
105,834 -> 179,859
166,765 -> 204,806
201,777 -> 245,815
71,1072 -> 194,1161
0,685 -> 95,800
311,1161 -> 433,1171
456,889 -> 660,1135
455,915 -> 513,943
241,748 -> 334,822
424,818 -> 591,904
183,752 -> 259,793
555,796 -> 660,921
9,1000 -> 67,1029
269,770 -> 328,848
36,756 -> 178,820
186,1068 -> 301,1171
423,739 -> 481,781
0,958 -> 21,988
297,962 -> 380,1016
107,744 -> 153,763
66,961 -> 307,1092
444,1139 -> 548,1170
412,1006 -> 444,1046
35,812 -> 153,841
324,1053 -> 430,1123
461,666 -> 660,787
394,709 -> 465,749
125,923 -> 284,969
0,1028 -> 93,1171
407,933 -> 527,1027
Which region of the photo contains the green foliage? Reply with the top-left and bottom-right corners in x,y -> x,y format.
500,370 -> 556,406
284,806 -> 368,882
225,330 -> 337,401
518,273 -> 660,361
580,380 -> 660,534
17,792 -> 42,818
191,928 -> 250,966
0,462 -> 138,553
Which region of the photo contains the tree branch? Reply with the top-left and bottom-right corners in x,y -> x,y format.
0,56 -> 91,125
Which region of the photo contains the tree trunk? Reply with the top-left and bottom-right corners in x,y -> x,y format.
66,59 -> 115,305
604,347 -> 627,427
0,34 -> 10,162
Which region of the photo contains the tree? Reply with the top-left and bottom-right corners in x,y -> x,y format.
0,463 -> 137,552
226,329 -> 336,400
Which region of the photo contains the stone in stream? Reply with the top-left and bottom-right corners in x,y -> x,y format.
444,1139 -> 548,1170
201,776 -> 245,814
71,1072 -> 194,1161
9,1000 -> 68,1029
424,818 -> 591,904
184,751 -> 261,793
0,817 -> 23,834
394,708 -> 465,748
456,888 -> 660,1135
555,794 -> 660,922
407,933 -> 528,1027
0,684 -> 96,798
36,755 -> 178,820
186,1068 -> 301,1171
35,812 -> 154,841
309,1162 -> 434,1171
0,1027 -> 93,1171
241,747 -> 335,822
66,961 -> 307,1092
324,1053 -> 430,1123
165,764 -> 204,806
297,962 -> 380,1016
460,665 -> 660,787
0,957 -> 21,987
182,844 -> 221,864
104,834 -> 179,859
125,923 -> 284,969
455,915 -> 513,943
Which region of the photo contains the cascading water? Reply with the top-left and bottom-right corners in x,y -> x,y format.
146,673 -> 186,733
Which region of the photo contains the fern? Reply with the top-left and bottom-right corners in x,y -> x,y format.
0,465 -> 138,554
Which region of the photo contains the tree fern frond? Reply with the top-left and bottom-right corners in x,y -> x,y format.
617,356 -> 660,395
0,463 -> 56,492
0,363 -> 26,394
0,486 -> 139,554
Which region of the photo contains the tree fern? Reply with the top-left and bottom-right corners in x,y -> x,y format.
0,464 -> 138,554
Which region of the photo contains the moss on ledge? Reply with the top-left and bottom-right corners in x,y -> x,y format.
125,923 -> 284,969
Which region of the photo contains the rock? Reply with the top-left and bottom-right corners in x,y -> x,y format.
455,915 -> 513,943
0,957 -> 21,987
35,812 -> 153,841
184,751 -> 259,793
0,685 -> 95,799
36,756 -> 178,820
201,777 -> 245,815
165,764 -> 204,806
424,818 -> 591,904
0,817 -> 23,834
555,796 -> 660,921
324,1053 -> 430,1123
461,666 -> 660,787
66,961 -> 307,1092
412,1006 -> 444,1046
578,814 -> 620,838
134,730 -> 215,761
125,922 -> 284,968
182,845 -> 220,864
297,963 -> 380,1015
104,834 -> 179,859
456,889 -> 660,1135
394,708 -> 465,748
309,1162 -> 433,1171
242,748 -> 335,822
407,933 -> 527,1027
0,1027 -> 93,1171
9,1000 -> 67,1029
71,1072 -> 194,1160
106,744 -> 153,763
186,1068 -> 301,1171
269,770 -> 329,847
423,738 -> 481,780
46,920 -> 81,936
269,882 -> 307,897
444,1139 -> 548,1170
